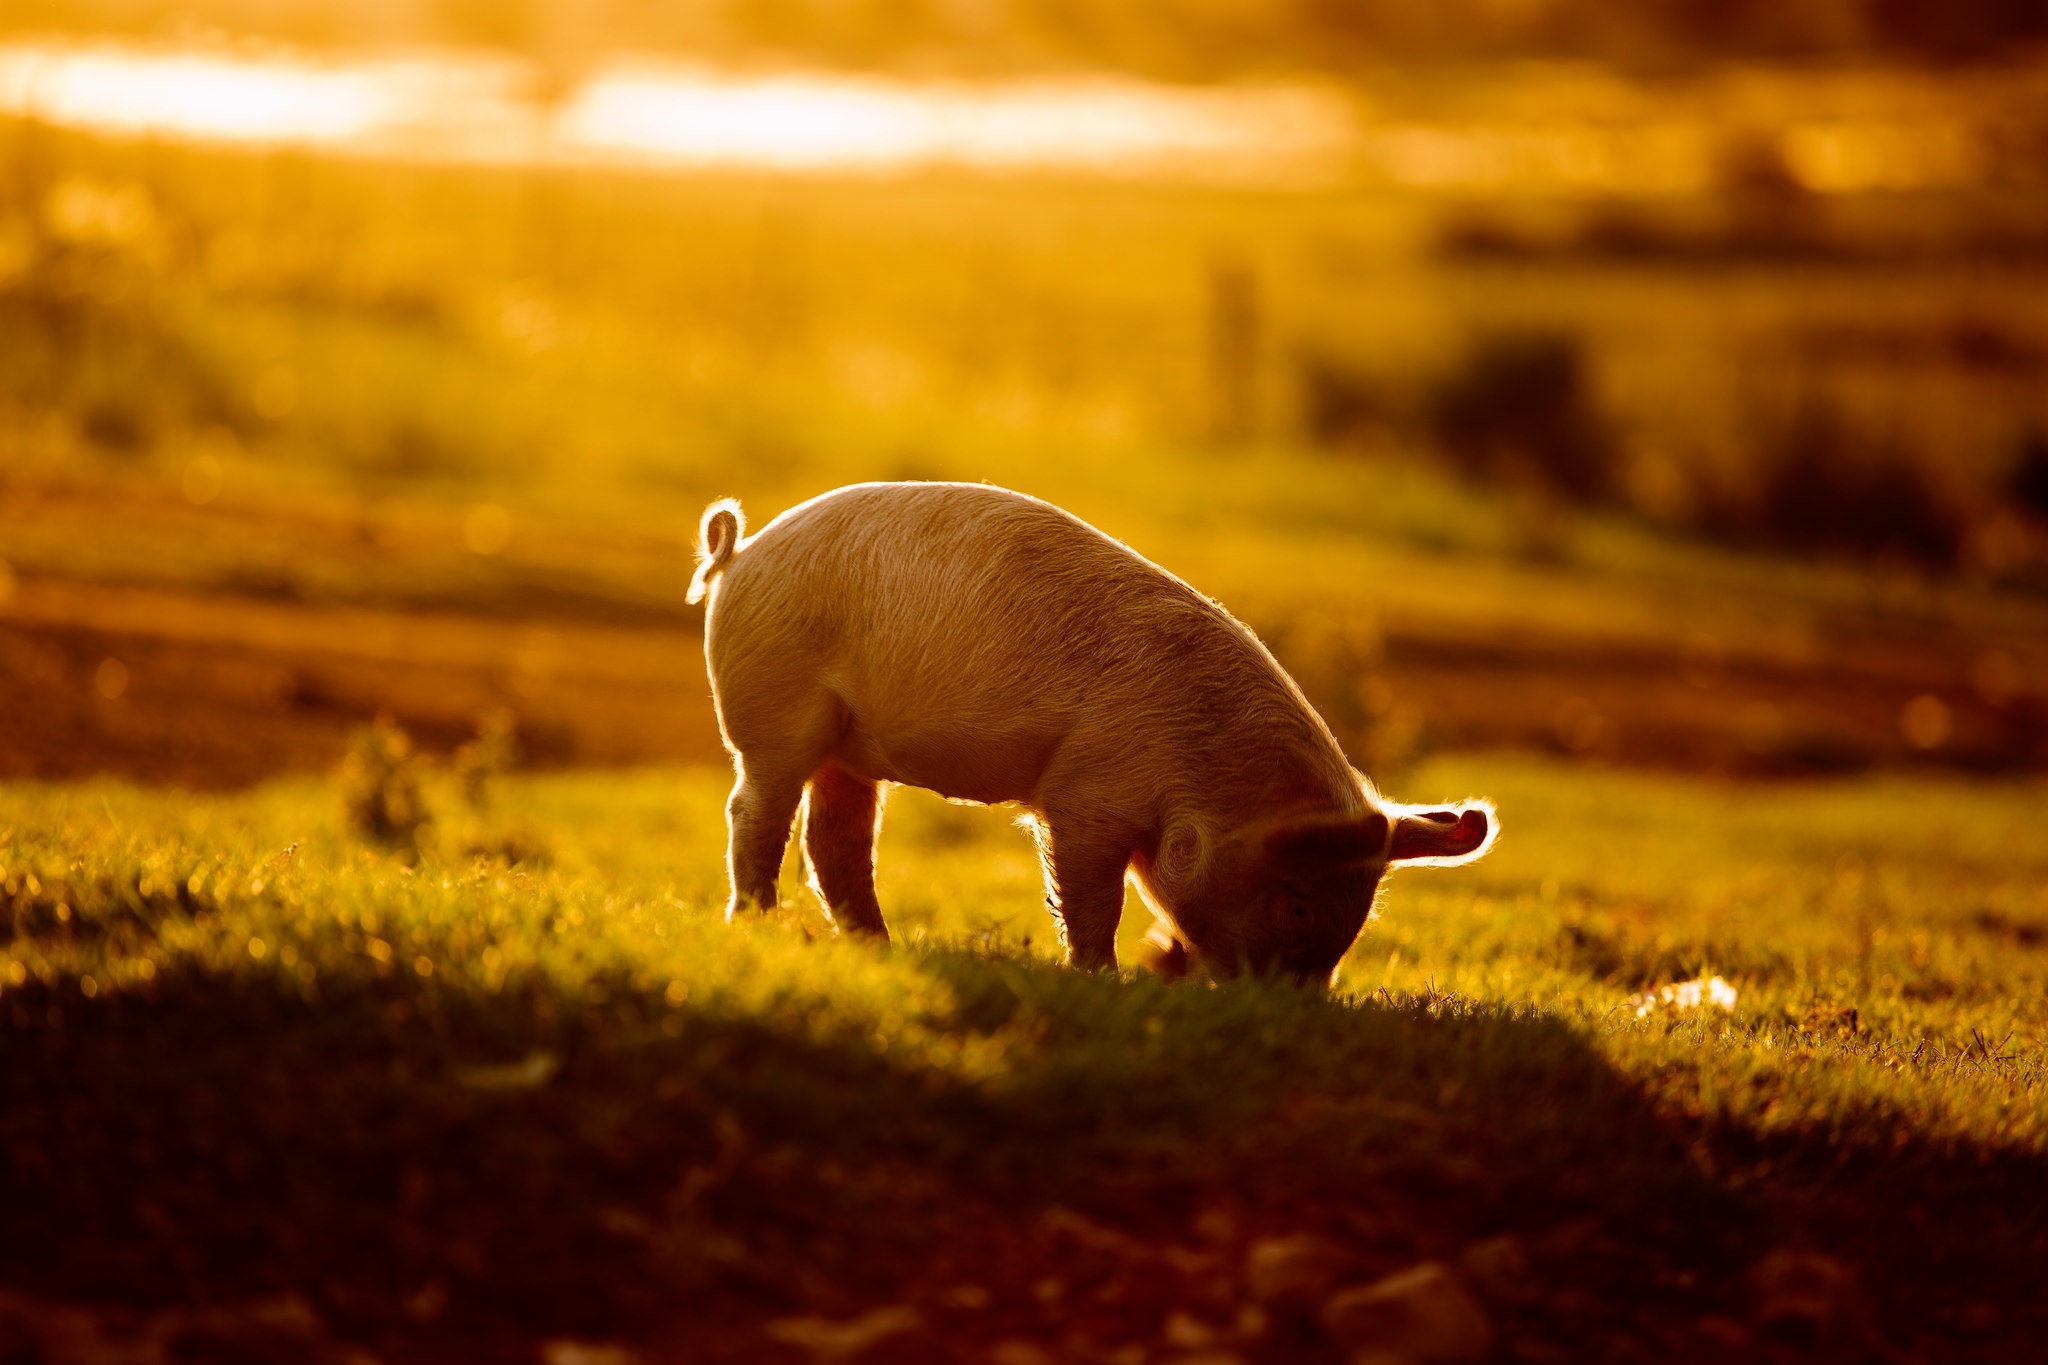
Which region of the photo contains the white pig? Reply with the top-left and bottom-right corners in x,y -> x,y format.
687,482 -> 1494,985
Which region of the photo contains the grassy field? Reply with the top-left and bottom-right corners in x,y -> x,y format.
3,91 -> 2048,1363
5,119 -> 2047,795
3,755 -> 2043,1361
7,118 -> 2046,555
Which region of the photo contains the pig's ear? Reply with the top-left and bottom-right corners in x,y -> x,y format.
1265,811 -> 1390,867
1387,801 -> 1496,866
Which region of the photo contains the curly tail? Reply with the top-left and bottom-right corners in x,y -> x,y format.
686,498 -> 745,605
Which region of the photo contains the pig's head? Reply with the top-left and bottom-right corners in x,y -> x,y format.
1140,796 -> 1495,987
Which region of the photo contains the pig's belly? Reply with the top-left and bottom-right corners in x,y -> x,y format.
836,718 -> 1058,808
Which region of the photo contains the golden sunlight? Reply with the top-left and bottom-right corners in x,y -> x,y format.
0,44 -> 393,144
555,67 -> 1352,176
0,40 -> 1352,180
0,39 -> 2010,194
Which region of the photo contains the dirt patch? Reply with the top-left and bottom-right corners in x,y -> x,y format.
0,576 -> 725,786
2,571 -> 2042,787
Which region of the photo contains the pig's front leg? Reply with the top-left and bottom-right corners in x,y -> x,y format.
1031,816 -> 1130,971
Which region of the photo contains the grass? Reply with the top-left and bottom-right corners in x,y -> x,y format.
7,120 -> 2047,682
2,102 -> 2047,1363
6,120 -> 2046,571
4,756 -> 2043,1360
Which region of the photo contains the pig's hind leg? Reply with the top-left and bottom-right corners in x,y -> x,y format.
724,758 -> 808,918
718,684 -> 845,920
801,764 -> 888,940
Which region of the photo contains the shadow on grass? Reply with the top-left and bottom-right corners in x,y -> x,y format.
2,946 -> 2043,1361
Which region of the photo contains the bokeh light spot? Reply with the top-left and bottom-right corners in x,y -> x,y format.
1899,695 -> 1952,751
44,176 -> 154,244
183,454 -> 224,505
1969,650 -> 2022,707
464,504 -> 513,556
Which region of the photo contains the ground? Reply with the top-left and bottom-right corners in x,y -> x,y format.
3,761 -> 2043,1362
4,94 -> 2048,1364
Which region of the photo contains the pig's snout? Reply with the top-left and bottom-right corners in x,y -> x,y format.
1184,928 -> 1352,991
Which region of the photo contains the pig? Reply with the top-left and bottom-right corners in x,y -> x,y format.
687,482 -> 1494,985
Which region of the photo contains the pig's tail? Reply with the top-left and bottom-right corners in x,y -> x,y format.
687,498 -> 746,604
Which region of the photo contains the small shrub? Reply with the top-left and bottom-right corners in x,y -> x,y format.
339,716 -> 429,851
455,709 -> 521,809
1702,405 -> 1964,566
1205,255 -> 1261,441
1425,332 -> 1618,502
2009,426 -> 2048,521
1294,348 -> 1389,449
460,828 -> 550,867
78,394 -> 151,453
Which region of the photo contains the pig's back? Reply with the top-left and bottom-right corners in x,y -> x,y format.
707,482 -> 1339,805
716,482 -> 1228,691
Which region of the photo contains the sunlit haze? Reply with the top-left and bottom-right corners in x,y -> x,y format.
0,39 -> 2007,192
0,41 -> 1352,181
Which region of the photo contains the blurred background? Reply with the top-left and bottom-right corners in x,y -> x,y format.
2,1 -> 2046,791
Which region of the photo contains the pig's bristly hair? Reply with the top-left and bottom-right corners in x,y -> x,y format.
687,498 -> 746,605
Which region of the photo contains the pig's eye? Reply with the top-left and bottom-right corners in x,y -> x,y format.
1288,901 -> 1311,921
